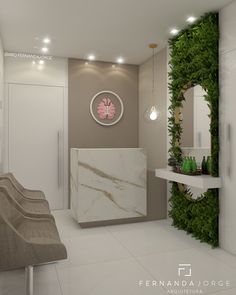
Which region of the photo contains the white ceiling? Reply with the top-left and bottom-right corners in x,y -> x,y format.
0,0 -> 233,65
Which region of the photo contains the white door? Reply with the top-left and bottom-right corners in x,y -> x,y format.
8,83 -> 64,209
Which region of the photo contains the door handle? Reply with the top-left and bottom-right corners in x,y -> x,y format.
58,131 -> 62,188
226,124 -> 231,178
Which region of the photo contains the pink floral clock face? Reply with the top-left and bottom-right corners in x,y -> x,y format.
90,91 -> 124,126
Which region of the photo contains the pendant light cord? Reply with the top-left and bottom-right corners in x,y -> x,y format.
152,48 -> 154,94
152,48 -> 155,100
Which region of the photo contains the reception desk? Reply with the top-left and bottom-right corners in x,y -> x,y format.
70,148 -> 147,224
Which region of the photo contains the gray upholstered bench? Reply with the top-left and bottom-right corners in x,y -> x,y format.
0,173 -> 46,200
0,176 -> 67,295
0,178 -> 51,217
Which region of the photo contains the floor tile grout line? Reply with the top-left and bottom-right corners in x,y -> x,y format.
55,263 -> 65,295
107,228 -> 168,294
105,224 -> 204,258
54,211 -> 236,294
203,250 -> 236,272
105,225 -> 236,294
55,256 -> 135,272
55,223 -> 136,270
104,222 -> 236,262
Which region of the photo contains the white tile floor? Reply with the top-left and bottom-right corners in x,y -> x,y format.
1,210 -> 236,295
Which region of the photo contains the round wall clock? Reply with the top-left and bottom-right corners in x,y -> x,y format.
90,90 -> 124,126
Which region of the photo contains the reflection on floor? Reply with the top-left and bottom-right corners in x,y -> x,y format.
1,210 -> 236,295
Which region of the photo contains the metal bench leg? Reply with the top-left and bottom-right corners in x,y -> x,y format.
25,266 -> 33,295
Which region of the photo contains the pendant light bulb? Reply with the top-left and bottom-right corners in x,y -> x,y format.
149,106 -> 159,121
144,105 -> 159,122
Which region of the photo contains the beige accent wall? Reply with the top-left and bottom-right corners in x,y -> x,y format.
68,59 -> 138,148
0,36 -> 4,172
139,48 -> 167,220
69,56 -> 168,223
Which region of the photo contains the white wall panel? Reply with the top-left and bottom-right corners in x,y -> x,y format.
0,37 -> 4,172
5,56 -> 68,87
220,0 -> 236,55
219,3 -> 236,255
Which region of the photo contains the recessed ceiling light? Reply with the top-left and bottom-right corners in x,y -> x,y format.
117,57 -> 124,64
41,47 -> 48,53
32,61 -> 36,65
88,54 -> 95,61
170,28 -> 179,36
43,38 -> 51,44
38,60 -> 45,65
187,16 -> 197,23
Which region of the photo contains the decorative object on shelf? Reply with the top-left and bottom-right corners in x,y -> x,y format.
176,157 -> 201,175
200,155 -> 212,175
207,156 -> 212,175
168,13 -> 219,247
168,157 -> 177,171
90,90 -> 124,126
144,43 -> 160,122
201,156 -> 207,174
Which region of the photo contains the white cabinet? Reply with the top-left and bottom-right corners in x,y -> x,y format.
220,1 -> 236,55
219,49 -> 236,254
70,148 -> 147,224
219,1 -> 236,255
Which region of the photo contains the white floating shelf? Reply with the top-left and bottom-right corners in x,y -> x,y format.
155,168 -> 222,189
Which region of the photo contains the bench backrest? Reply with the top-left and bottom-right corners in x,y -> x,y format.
0,172 -> 24,192
0,189 -> 23,228
0,178 -> 23,203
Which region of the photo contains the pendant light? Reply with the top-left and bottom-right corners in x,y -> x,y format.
144,43 -> 160,122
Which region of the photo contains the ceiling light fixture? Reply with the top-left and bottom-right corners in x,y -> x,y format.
43,37 -> 51,44
38,60 -> 45,65
170,28 -> 179,36
88,54 -> 95,61
117,57 -> 124,64
41,47 -> 48,53
42,47 -> 48,53
144,43 -> 160,122
187,16 -> 197,23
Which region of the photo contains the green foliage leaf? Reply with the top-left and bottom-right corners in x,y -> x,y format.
168,13 -> 219,247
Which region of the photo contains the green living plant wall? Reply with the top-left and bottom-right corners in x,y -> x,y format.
168,13 -> 219,247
